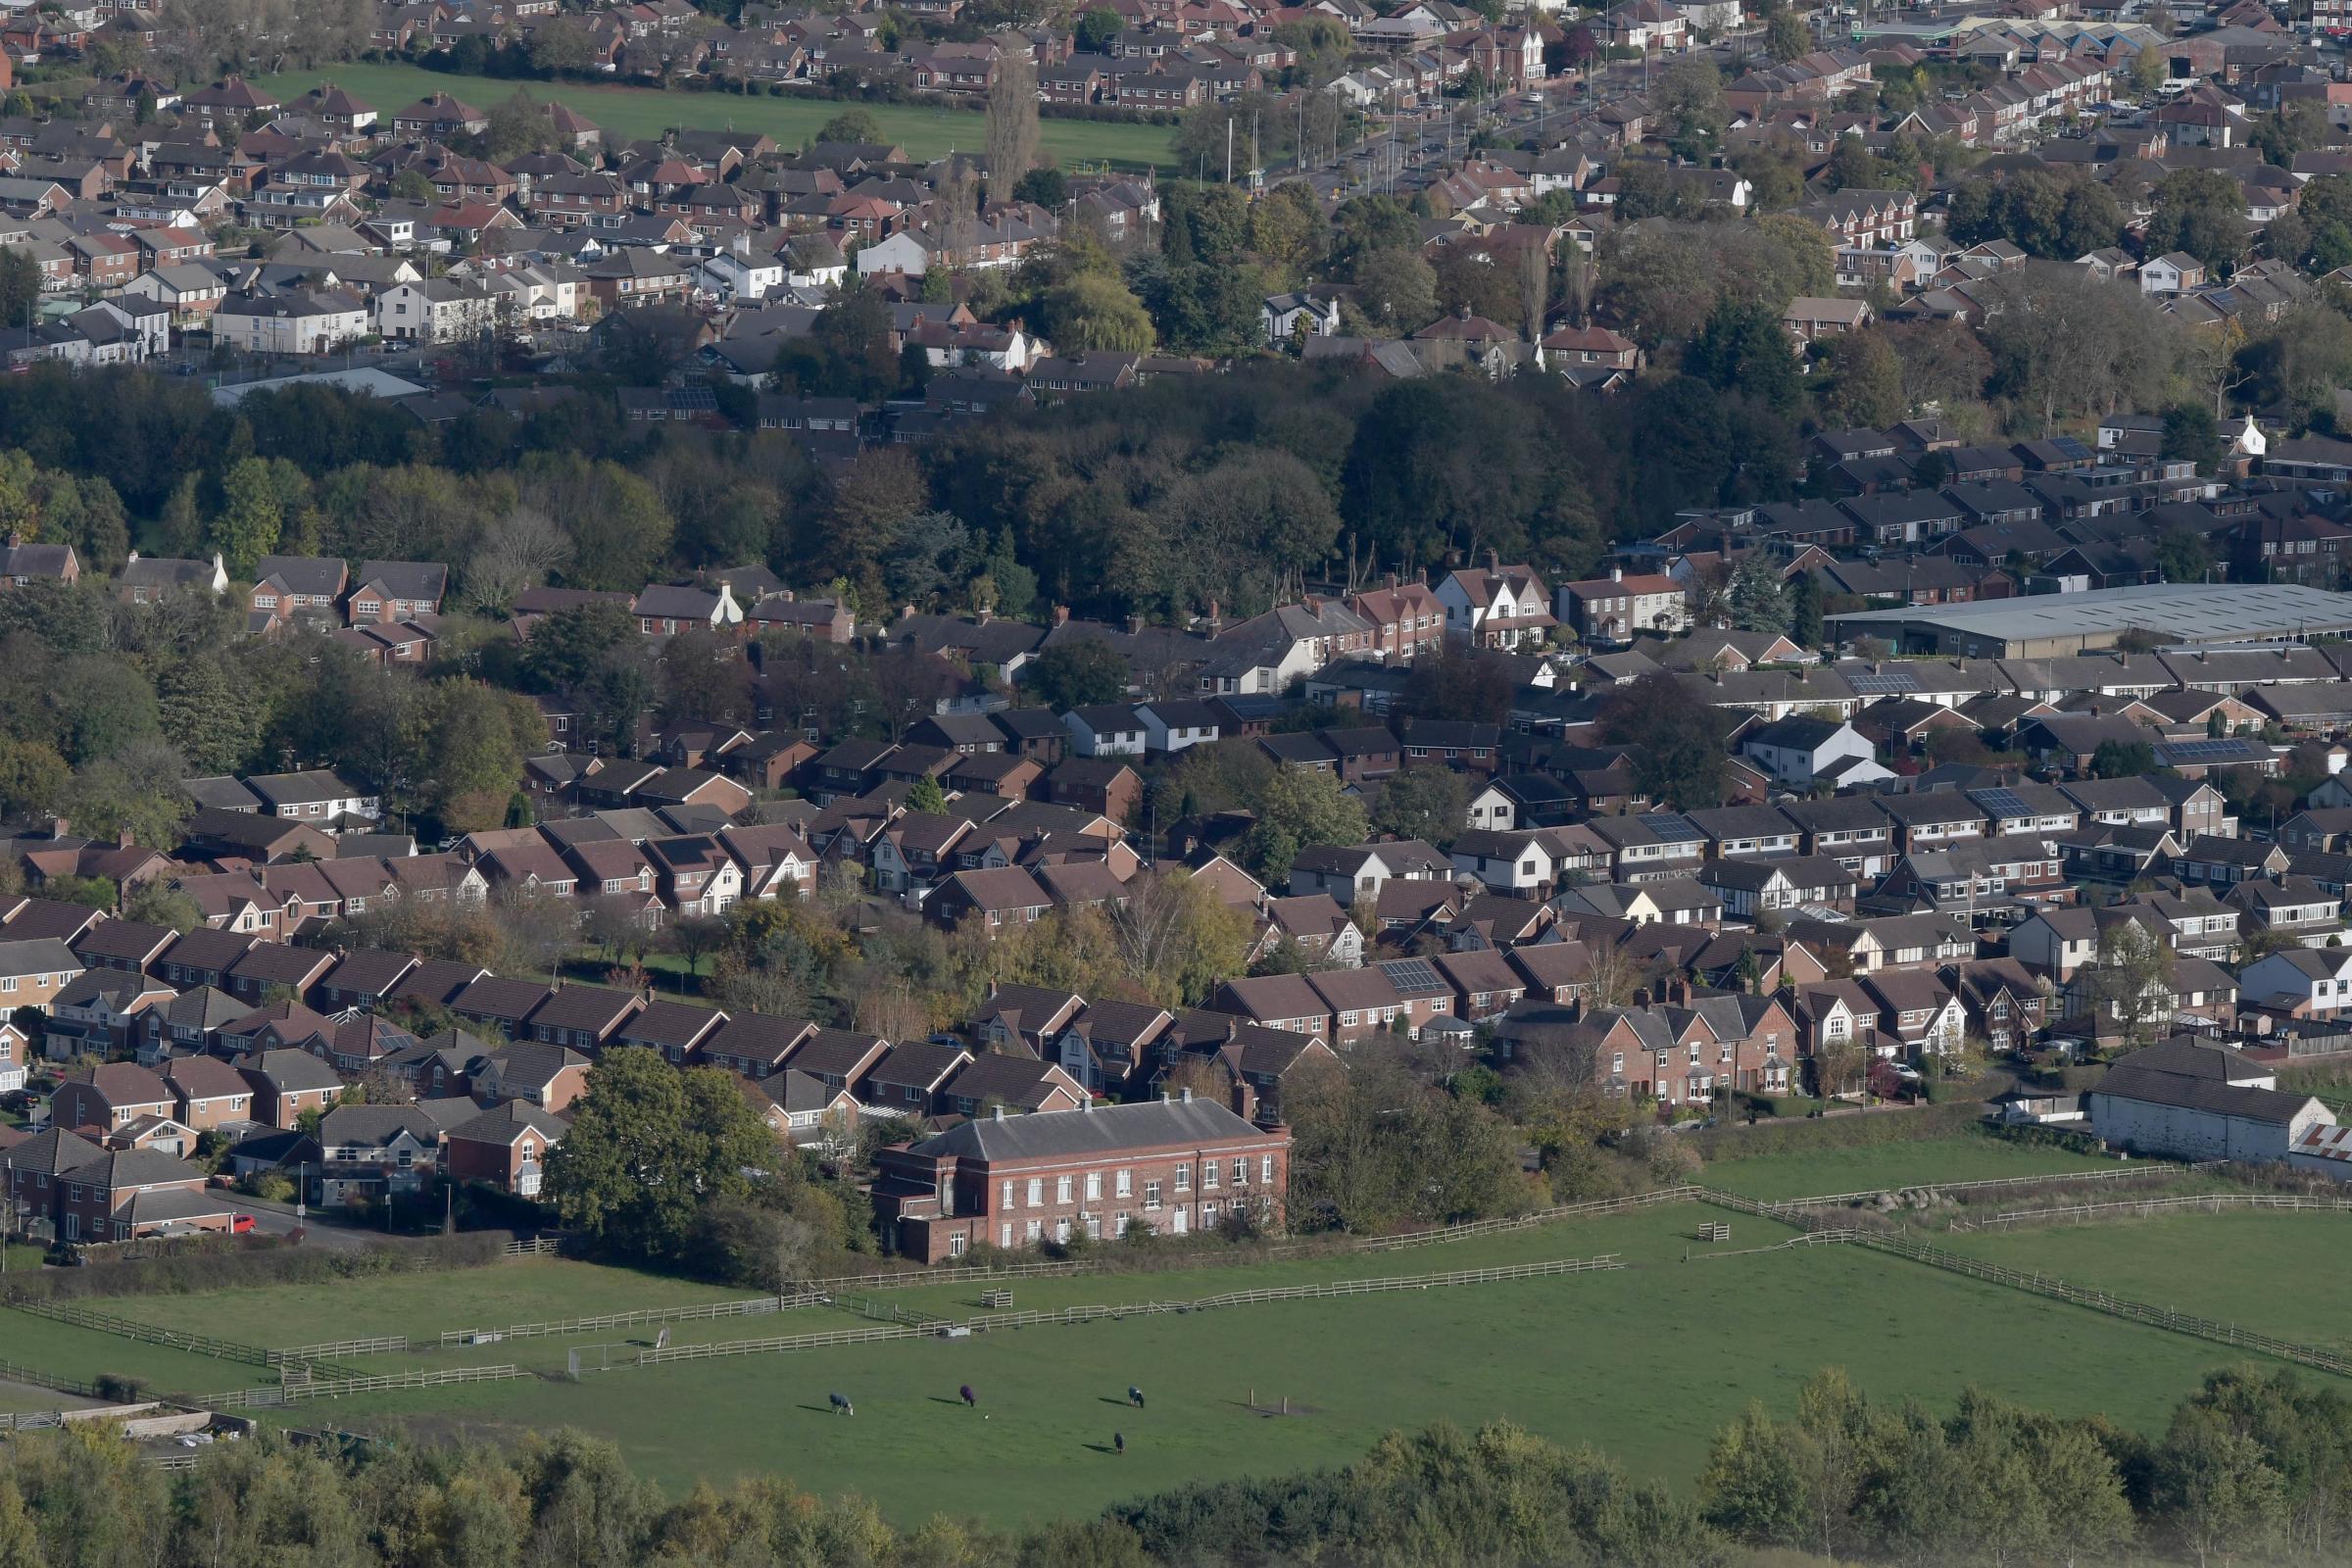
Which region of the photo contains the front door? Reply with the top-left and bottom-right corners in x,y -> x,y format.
1170,1207 -> 1189,1236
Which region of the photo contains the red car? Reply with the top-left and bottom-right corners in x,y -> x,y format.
229,1214 -> 257,1236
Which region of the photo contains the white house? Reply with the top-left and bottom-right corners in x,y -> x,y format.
1448,828 -> 1556,895
1740,714 -> 1891,787
1135,699 -> 1222,754
697,250 -> 784,303
2239,945 -> 2352,1017
1436,559 -> 1555,650
1060,704 -> 1148,759
2088,1039 -> 2332,1165
213,290 -> 368,356
1262,291 -> 1341,344
1558,567 -> 1689,642
372,278 -> 497,344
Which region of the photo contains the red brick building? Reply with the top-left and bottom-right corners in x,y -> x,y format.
872,1094 -> 1290,1262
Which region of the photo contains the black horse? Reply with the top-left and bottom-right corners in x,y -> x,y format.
1113,1431 -> 1125,1455
959,1384 -> 977,1408
1128,1386 -> 1145,1408
829,1393 -> 854,1416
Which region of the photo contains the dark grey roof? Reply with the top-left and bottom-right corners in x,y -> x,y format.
907,1096 -> 1265,1160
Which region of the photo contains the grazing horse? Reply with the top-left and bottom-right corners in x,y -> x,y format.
829,1393 -> 854,1416
1127,1386 -> 1145,1408
959,1384 -> 977,1408
1113,1432 -> 1125,1455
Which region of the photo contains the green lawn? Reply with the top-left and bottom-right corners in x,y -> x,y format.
251,62 -> 1179,171
1939,1210 -> 2352,1352
0,1309 -> 262,1397
274,1227 -> 2293,1524
96,1257 -> 761,1347
1702,1130 -> 2122,1202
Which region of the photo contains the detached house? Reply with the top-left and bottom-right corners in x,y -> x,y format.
1437,558 -> 1554,649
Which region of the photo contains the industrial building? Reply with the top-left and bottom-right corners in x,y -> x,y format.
1824,583 -> 2352,659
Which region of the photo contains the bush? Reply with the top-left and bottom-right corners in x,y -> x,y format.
1,1230 -> 510,1303
1690,1098 -> 1987,1163
1739,1091 -> 1822,1119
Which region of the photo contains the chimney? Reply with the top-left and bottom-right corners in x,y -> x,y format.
1053,604 -> 1070,627
48,815 -> 66,839
1609,565 -> 1623,583
1127,613 -> 1144,637
1384,571 -> 1397,591
900,604 -> 915,619
1179,1086 -> 1193,1102
3,531 -> 16,549
1082,1097 -> 1094,1112
118,825 -> 132,849
780,588 -> 795,603
991,1104 -> 1004,1121
1487,549 -> 1500,573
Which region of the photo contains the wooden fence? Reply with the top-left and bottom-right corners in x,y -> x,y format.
1973,1193 -> 2352,1229
500,1237 -> 565,1259
209,1364 -> 529,1408
0,1358 -> 99,1400
0,1410 -> 65,1432
615,1253 -> 1625,1373
1767,1163 -> 2190,1210
270,1336 -> 410,1363
1848,1230 -> 2352,1379
437,1294 -> 792,1348
10,1298 -> 273,1368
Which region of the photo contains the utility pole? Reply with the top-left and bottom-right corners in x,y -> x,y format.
1224,116 -> 1234,184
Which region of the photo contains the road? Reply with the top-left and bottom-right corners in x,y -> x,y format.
215,1193 -> 384,1252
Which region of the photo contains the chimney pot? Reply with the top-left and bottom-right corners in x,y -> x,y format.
1179,1086 -> 1193,1102
991,1104 -> 1004,1121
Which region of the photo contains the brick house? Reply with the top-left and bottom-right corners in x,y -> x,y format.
442,1101 -> 564,1196
49,1061 -> 172,1135
240,1049 -> 346,1128
1,1126 -> 228,1243
872,1095 -> 1291,1261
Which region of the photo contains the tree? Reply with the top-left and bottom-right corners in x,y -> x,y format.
1074,7 -> 1120,50
2163,403 -> 2226,473
1726,555 -> 1788,633
1043,270 -> 1155,352
209,456 -> 284,573
985,52 -> 1041,198
2156,528 -> 2213,583
543,1048 -> 774,1262
1347,247 -> 1439,335
2089,738 -> 2157,778
1764,6 -> 1808,60
817,107 -> 882,144
1654,57 -> 1725,153
1689,299 -> 1801,417
1022,638 -> 1128,710
906,774 -> 948,814
2158,1407 -> 2287,1568
1241,767 -> 1369,884
2086,915 -> 2175,1047
1599,673 -> 1729,810
122,877 -> 204,932
1369,764 -> 1468,846
2147,168 -> 2250,276
1815,330 -> 1906,430
1106,869 -> 1252,1007
1788,571 -> 1824,649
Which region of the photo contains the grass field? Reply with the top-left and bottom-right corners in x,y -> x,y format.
1701,1130 -> 2121,1202
98,1257 -> 760,1347
1939,1210 -> 2352,1352
0,1308 -> 261,1396
250,62 -> 1180,171
260,1200 -> 2313,1524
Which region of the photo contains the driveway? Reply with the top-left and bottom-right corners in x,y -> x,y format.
215,1195 -> 380,1252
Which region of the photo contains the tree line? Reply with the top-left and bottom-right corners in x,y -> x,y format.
0,1365 -> 2340,1567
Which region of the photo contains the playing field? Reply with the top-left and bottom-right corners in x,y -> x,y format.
250,63 -> 1180,171
263,1200 -> 2315,1523
0,1308 -> 261,1396
1939,1209 -> 2352,1352
1701,1130 -> 2121,1202
93,1256 -> 762,1347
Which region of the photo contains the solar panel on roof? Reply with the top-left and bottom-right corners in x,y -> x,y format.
1379,958 -> 1444,993
2162,738 -> 2250,760
1970,787 -> 2032,819
1846,668 -> 1922,695
1639,812 -> 1706,843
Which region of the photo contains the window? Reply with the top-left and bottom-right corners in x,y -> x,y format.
1025,1177 -> 1043,1207
1024,1219 -> 1042,1243
1175,1163 -> 1191,1192
1085,1170 -> 1102,1200
1611,1052 -> 1624,1072
1202,1161 -> 1219,1190
1001,1179 -> 1013,1209
1233,1157 -> 1249,1187
1143,1181 -> 1161,1210
1055,1174 -> 1071,1203
1115,1168 -> 1132,1198
1261,1154 -> 1274,1184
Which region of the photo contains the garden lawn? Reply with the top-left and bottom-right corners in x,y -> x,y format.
277,1237 -> 2299,1525
93,1257 -> 760,1348
1702,1130 -> 2120,1202
0,1309 -> 261,1397
1937,1210 -> 2352,1352
250,62 -> 1179,170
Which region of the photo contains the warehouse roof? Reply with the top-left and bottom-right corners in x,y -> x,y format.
1826,583 -> 2352,653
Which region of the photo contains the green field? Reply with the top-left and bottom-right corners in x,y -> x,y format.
1702,1130 -> 2121,1202
0,1308 -> 261,1396
1941,1210 -> 2352,1351
258,1201 -> 2311,1523
98,1256 -> 759,1347
251,62 -> 1179,171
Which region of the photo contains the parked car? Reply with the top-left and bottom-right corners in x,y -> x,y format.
229,1213 -> 257,1235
